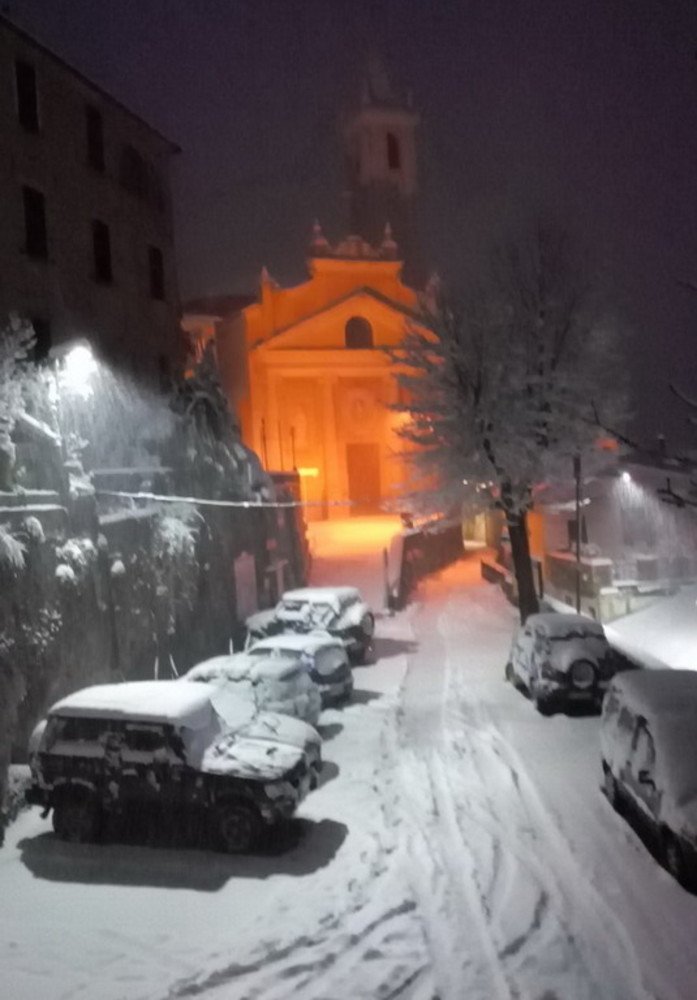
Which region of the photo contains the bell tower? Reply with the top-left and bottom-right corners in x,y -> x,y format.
343,55 -> 421,285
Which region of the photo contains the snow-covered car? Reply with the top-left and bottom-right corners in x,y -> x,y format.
245,586 -> 375,664
601,669 -> 697,888
183,652 -> 322,726
26,681 -> 314,853
247,632 -> 354,705
505,613 -> 615,714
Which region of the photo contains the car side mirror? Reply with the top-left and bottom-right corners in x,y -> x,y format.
638,769 -> 655,787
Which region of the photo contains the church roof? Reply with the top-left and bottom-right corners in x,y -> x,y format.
308,223 -> 399,261
255,285 -> 425,348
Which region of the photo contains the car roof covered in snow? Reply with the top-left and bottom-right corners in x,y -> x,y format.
527,613 -> 606,638
249,632 -> 342,654
185,652 -> 304,684
185,654 -> 252,683
280,587 -> 361,606
48,681 -> 216,730
608,668 -> 697,717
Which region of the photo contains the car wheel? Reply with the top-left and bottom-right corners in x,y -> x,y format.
662,830 -> 691,888
351,642 -> 371,665
53,793 -> 101,843
603,766 -> 619,810
216,801 -> 261,854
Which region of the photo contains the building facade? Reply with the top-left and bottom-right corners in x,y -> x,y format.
214,229 -> 429,519
0,15 -> 182,381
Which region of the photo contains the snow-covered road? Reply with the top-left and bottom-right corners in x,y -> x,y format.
2,520 -> 697,999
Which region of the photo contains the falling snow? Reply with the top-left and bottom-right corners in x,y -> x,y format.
2,520 -> 697,1000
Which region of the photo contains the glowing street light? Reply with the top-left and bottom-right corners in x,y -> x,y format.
58,343 -> 98,399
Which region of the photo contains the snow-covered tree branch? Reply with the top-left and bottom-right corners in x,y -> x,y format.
0,316 -> 37,492
389,223 -> 628,620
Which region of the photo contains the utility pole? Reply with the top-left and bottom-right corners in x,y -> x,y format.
573,454 -> 582,613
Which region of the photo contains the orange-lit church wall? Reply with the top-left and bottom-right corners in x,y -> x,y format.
216,238 -> 427,519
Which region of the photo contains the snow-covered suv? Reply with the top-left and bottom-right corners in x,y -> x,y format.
506,613 -> 614,714
601,669 -> 697,888
27,681 -> 314,853
245,587 -> 374,664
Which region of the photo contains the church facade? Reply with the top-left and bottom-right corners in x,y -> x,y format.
197,60 -> 430,519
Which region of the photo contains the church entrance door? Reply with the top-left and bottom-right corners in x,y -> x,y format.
346,442 -> 381,516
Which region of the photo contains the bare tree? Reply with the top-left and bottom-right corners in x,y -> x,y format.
390,224 -> 627,620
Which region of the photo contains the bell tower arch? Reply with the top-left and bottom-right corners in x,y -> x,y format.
343,55 -> 421,285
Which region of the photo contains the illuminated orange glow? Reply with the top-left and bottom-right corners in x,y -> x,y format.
216,241 -> 429,520
308,515 -> 403,557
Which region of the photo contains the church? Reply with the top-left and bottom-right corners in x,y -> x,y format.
186,60 -> 432,520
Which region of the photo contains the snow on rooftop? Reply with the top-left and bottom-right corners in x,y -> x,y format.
49,681 -> 215,729
605,585 -> 697,672
282,586 -> 360,603
528,613 -> 605,637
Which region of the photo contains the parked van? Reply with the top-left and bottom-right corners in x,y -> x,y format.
600,669 -> 697,888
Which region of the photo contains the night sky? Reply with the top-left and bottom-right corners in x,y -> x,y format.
8,0 -> 697,444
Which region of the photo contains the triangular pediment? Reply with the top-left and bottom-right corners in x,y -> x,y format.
255,288 -> 424,352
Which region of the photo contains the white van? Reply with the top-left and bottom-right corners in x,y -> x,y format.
600,669 -> 697,888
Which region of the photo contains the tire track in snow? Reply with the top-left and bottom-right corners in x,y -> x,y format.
433,584 -> 654,1000
154,676 -> 435,1000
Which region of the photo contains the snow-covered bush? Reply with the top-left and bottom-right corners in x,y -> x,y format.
0,316 -> 36,492
0,525 -> 25,571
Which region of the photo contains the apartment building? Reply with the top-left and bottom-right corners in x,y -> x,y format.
0,14 -> 183,382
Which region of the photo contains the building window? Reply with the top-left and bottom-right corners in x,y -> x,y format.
567,516 -> 588,548
23,186 -> 47,259
85,105 -> 105,172
345,316 -> 373,349
15,60 -> 39,132
92,219 -> 112,283
387,132 -> 400,170
148,246 -> 164,300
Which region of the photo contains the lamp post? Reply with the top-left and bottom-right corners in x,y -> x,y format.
573,453 -> 582,613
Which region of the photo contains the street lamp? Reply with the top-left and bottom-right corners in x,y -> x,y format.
51,340 -> 98,399
573,454 -> 582,613
47,340 -> 97,502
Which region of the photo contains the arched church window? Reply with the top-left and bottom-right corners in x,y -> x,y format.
387,132 -> 400,170
345,316 -> 373,349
